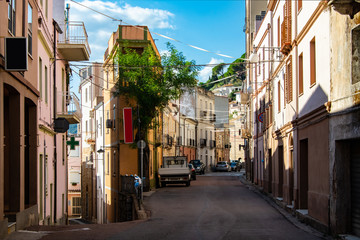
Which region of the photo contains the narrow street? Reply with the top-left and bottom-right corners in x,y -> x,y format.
8,173 -> 325,240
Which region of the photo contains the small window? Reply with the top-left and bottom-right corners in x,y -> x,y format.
39,58 -> 42,99
8,0 -> 16,34
45,66 -> 48,103
278,81 -> 281,112
28,4 -> 33,55
299,53 -> 303,95
310,37 -> 316,86
113,104 -> 116,130
107,152 -> 110,175
298,0 -> 302,12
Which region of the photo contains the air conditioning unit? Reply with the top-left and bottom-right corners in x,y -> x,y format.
106,119 -> 113,128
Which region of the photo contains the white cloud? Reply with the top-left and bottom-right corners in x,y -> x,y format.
198,58 -> 224,83
67,0 -> 175,29
160,50 -> 170,58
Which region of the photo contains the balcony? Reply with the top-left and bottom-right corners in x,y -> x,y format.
200,111 -> 207,118
58,22 -> 91,61
200,139 -> 207,148
328,0 -> 360,19
57,92 -> 81,124
164,134 -> 173,148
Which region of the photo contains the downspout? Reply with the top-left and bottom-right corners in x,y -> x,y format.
53,20 -> 58,224
294,0 -> 299,211
52,20 -> 63,224
103,103 -> 105,224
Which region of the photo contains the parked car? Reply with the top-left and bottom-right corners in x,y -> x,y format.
215,161 -> 231,172
188,164 -> 197,180
230,161 -> 241,172
190,160 -> 206,175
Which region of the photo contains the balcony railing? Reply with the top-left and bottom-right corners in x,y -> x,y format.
57,92 -> 81,124
58,21 -> 91,61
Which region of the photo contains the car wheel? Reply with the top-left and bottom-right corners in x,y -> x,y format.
186,181 -> 190,187
194,175 -> 197,180
161,182 -> 166,188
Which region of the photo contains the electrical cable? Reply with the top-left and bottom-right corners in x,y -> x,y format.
70,0 -> 236,59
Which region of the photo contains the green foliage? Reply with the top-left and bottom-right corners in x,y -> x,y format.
200,53 -> 247,91
113,43 -> 199,137
229,90 -> 237,101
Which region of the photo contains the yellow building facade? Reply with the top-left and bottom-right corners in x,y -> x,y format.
102,25 -> 162,222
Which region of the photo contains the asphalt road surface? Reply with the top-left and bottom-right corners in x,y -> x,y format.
7,173 -> 324,240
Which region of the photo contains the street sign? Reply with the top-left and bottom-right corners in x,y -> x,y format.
257,112 -> 265,123
137,140 -> 146,149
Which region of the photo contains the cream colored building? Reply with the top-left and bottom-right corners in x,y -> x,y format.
246,0 -> 360,235
196,88 -> 215,170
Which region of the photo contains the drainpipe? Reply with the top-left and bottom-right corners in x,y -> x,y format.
52,20 -> 63,224
53,20 -> 58,224
294,0 -> 299,211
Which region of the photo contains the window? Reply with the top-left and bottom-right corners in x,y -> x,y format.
286,58 -> 293,103
299,53 -> 303,95
239,129 -> 241,136
113,151 -> 116,176
70,171 -> 80,184
278,81 -> 281,112
85,120 -> 88,133
85,88 -> 88,103
107,152 -> 109,175
277,17 -> 280,47
72,197 -> 81,215
8,0 -> 16,34
113,104 -> 116,130
310,37 -> 316,86
352,25 -> 360,84
45,66 -> 48,103
39,58 -> 42,99
28,4 -> 33,55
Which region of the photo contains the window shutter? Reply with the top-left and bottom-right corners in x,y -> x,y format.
284,65 -> 288,105
278,81 -> 281,112
290,59 -> 292,102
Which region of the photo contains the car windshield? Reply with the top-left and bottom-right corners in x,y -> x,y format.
231,162 -> 236,166
217,162 -> 226,165
191,160 -> 201,166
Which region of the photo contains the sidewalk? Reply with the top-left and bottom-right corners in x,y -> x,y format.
239,175 -> 332,240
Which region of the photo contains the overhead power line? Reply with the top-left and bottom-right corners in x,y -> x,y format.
70,0 -> 236,59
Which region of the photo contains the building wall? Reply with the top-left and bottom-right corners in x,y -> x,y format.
328,7 -> 360,235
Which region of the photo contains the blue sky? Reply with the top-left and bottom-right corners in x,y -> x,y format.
66,0 -> 246,90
